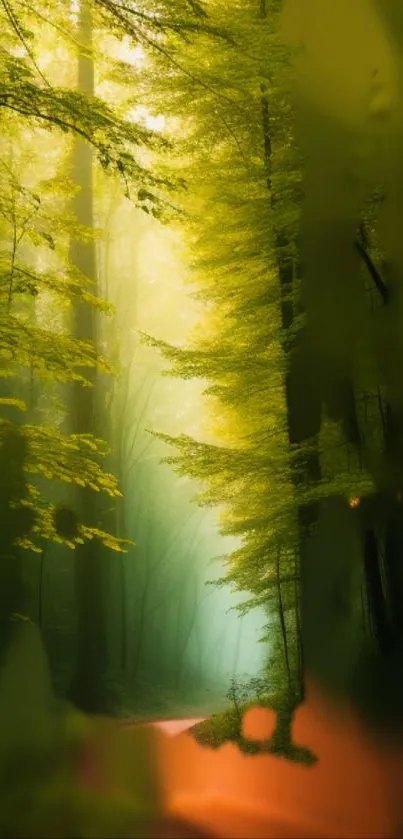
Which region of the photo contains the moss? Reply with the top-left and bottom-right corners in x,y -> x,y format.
189,698 -> 317,765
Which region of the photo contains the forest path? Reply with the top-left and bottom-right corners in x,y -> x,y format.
152,718 -> 207,736
120,717 -> 207,735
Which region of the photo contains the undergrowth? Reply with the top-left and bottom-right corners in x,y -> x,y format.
189,675 -> 317,765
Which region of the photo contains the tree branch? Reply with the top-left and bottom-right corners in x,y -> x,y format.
355,236 -> 389,305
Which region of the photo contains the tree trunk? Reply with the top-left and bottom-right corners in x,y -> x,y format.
67,0 -> 108,713
259,0 -> 323,706
363,526 -> 390,654
0,428 -> 33,662
355,245 -> 403,656
275,547 -> 291,691
382,408 -> 403,644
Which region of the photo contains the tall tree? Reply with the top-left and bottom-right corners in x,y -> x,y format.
282,0 -> 403,725
142,0 -> 306,729
66,0 -> 108,712
0,0 -> 222,711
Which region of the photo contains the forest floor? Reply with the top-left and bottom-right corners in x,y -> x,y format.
113,676 -> 231,725
116,692 -> 231,727
121,717 -> 207,736
110,677 -> 315,763
187,698 -> 316,765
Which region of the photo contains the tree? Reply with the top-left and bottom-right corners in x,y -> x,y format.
141,0 -> 307,723
0,0 -> 168,553
140,0 -> 403,739
66,0 -> 110,712
281,0 -> 403,726
0,0 -> 223,711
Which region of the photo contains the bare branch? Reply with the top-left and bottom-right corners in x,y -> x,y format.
355,233 -> 388,305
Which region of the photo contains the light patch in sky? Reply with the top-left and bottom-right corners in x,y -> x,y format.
128,105 -> 165,133
69,0 -> 79,24
116,35 -> 146,69
11,46 -> 26,58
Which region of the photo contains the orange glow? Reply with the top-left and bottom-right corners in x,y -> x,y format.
150,679 -> 403,837
81,679 -> 403,837
348,496 -> 360,508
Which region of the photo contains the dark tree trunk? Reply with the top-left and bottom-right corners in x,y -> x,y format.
0,428 -> 31,660
258,0 -> 323,707
363,527 -> 390,654
355,241 -> 403,656
275,547 -> 291,689
382,406 -> 403,644
67,0 -> 108,713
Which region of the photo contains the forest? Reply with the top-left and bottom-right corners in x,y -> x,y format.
1,0 -> 403,795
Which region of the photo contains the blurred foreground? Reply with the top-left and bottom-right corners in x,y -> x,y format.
1,618 -> 403,837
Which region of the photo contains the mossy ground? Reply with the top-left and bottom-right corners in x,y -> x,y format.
188,696 -> 317,765
105,673 -> 316,765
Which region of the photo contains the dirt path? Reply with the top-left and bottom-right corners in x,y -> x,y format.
120,717 -> 207,736
151,718 -> 206,736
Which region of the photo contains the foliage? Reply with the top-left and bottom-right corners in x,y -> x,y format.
141,0 -> 304,704
225,673 -> 268,724
0,0 -> 221,552
141,0 -> 399,716
191,671 -> 315,763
